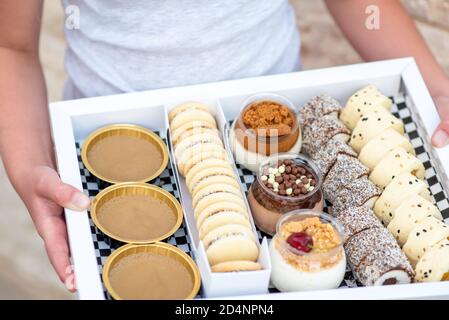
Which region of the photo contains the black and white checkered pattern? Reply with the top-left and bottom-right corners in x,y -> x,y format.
76,94 -> 449,299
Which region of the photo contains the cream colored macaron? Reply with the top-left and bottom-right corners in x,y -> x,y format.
172,125 -> 219,146
177,143 -> 227,176
174,132 -> 223,161
194,192 -> 246,219
196,202 -> 249,229
192,183 -> 242,209
168,102 -> 210,123
191,175 -> 241,200
170,109 -> 217,132
187,166 -> 237,194
202,224 -> 259,266
198,211 -> 251,240
211,260 -> 263,273
186,158 -> 233,188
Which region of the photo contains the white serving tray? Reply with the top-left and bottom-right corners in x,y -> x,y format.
50,58 -> 449,300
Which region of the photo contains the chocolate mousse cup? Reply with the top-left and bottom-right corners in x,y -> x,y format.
248,153 -> 324,235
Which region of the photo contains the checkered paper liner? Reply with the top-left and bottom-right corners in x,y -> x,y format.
76,95 -> 449,299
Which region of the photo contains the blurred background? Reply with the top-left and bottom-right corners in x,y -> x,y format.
0,0 -> 448,299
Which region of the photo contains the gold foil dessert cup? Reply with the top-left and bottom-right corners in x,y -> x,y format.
103,243 -> 201,300
82,124 -> 168,183
91,182 -> 182,244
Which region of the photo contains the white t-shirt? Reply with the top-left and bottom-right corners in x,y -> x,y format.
61,0 -> 301,99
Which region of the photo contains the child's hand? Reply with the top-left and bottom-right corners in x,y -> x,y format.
432,95 -> 449,148
22,166 -> 90,292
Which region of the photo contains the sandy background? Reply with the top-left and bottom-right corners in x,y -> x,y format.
0,0 -> 448,299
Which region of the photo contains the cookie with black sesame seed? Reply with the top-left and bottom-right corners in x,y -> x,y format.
369,147 -> 425,189
299,94 -> 343,125
349,108 -> 404,153
301,116 -> 351,156
374,172 -> 431,225
340,85 -> 392,130
309,139 -> 357,176
359,129 -> 415,170
415,238 -> 449,282
354,246 -> 414,286
334,206 -> 384,242
323,154 -> 369,203
345,227 -> 400,279
403,216 -> 449,266
387,195 -> 442,246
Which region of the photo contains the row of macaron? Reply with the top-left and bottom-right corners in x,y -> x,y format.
168,102 -> 262,273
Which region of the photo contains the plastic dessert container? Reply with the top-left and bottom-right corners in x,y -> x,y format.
90,182 -> 183,244
81,124 -> 169,184
269,210 -> 347,292
247,153 -> 324,235
229,93 -> 302,172
103,242 -> 201,300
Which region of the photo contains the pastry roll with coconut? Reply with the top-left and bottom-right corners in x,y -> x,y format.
415,238 -> 449,282
340,85 -> 393,130
299,94 -> 343,124
374,172 -> 431,225
387,195 -> 442,246
349,108 -> 404,153
202,224 -> 259,266
335,206 -> 384,240
330,177 -> 382,216
402,216 -> 449,266
369,147 -> 425,189
358,129 -> 415,170
323,154 -> 369,203
302,116 -> 351,156
310,139 -> 357,176
345,227 -> 414,286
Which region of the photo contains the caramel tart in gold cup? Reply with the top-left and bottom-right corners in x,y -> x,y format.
91,183 -> 183,244
103,243 -> 201,300
81,124 -> 168,184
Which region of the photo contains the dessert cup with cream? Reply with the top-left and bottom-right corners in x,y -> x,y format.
269,210 -> 346,292
248,153 -> 324,235
229,93 -> 302,172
